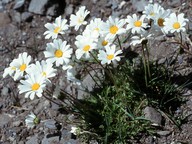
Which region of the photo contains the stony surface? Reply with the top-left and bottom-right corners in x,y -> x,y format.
0,0 -> 191,143
144,106 -> 163,126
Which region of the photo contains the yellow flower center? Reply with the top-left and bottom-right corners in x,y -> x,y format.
107,54 -> 114,60
20,64 -> 26,71
150,12 -> 155,16
42,72 -> 46,77
54,49 -> 63,58
53,27 -> 61,34
110,25 -> 118,34
78,17 -> 84,24
83,45 -> 91,52
102,40 -> 108,46
134,21 -> 142,27
173,22 -> 180,29
31,83 -> 40,91
157,18 -> 164,27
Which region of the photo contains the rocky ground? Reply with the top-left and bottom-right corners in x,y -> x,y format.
0,0 -> 192,143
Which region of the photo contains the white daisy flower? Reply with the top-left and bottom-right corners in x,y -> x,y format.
18,74 -> 46,100
75,35 -> 97,60
126,14 -> 148,34
44,16 -> 69,39
10,52 -> 32,81
25,112 -> 40,129
143,3 -> 164,20
163,13 -> 189,33
98,45 -> 122,65
43,16 -> 69,39
70,6 -> 90,31
101,16 -> 126,39
26,60 -> 57,82
84,18 -> 104,39
44,39 -> 73,67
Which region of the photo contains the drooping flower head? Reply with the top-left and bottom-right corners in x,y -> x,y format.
70,6 -> 90,31
44,16 -> 69,39
130,32 -> 153,46
44,39 -> 73,67
98,44 -> 122,65
25,112 -> 40,129
163,13 -> 189,33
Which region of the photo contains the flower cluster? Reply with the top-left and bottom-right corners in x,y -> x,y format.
3,3 -> 189,100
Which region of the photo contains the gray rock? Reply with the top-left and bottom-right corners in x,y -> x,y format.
157,130 -> 171,136
2,0 -> 12,4
34,99 -> 50,114
60,139 -> 80,144
44,119 -> 57,130
46,4 -> 58,16
41,135 -> 60,144
18,141 -> 25,144
13,0 -> 25,10
11,11 -> 21,23
131,0 -> 148,12
0,113 -> 13,127
168,0 -> 181,7
78,69 -> 104,99
0,12 -> 11,27
12,121 -> 21,127
1,86 -> 9,96
65,4 -> 73,16
0,2 -> 3,12
143,106 -> 162,125
86,69 -> 104,86
21,12 -> 33,22
28,0 -> 49,15
26,135 -> 39,144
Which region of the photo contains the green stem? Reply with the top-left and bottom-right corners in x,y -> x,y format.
84,65 -> 102,89
116,35 -> 122,50
142,44 -> 148,87
168,41 -> 192,55
43,92 -> 63,106
179,32 -> 182,45
87,63 -> 104,83
89,51 -> 116,86
144,43 -> 151,79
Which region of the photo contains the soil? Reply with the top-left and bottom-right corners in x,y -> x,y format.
0,0 -> 192,143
